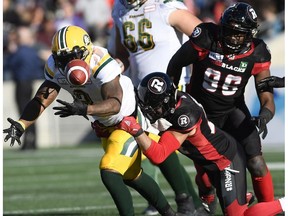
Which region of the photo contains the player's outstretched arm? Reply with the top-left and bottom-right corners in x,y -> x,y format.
3,80 -> 60,146
117,116 -> 193,164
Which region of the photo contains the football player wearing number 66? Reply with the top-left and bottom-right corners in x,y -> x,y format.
110,1 -> 205,214
167,2 -> 278,209
3,25 -> 183,216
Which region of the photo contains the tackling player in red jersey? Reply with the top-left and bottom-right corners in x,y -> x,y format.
117,72 -> 286,216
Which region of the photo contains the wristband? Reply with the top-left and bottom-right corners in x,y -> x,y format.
259,107 -> 273,123
17,120 -> 26,130
134,128 -> 144,137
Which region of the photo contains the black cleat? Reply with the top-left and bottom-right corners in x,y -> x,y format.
193,206 -> 211,216
175,193 -> 196,216
199,187 -> 217,215
142,204 -> 159,215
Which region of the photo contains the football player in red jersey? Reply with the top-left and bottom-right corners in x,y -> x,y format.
166,2 -> 280,211
117,72 -> 286,216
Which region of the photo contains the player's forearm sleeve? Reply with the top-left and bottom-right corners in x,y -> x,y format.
144,131 -> 181,164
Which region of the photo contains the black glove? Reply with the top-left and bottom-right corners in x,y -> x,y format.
251,107 -> 273,139
257,76 -> 285,92
53,99 -> 88,120
3,118 -> 25,146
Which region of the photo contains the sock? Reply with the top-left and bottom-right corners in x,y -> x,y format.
100,170 -> 134,216
141,157 -> 159,207
179,162 -> 202,208
244,200 -> 283,216
124,171 -> 170,214
251,170 -> 274,202
158,152 -> 189,195
141,157 -> 158,183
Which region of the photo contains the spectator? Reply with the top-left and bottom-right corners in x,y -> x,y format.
75,0 -> 111,46
54,0 -> 87,31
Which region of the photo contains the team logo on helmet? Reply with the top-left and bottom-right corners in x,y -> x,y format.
83,34 -> 91,46
178,115 -> 190,127
192,27 -> 201,38
148,77 -> 167,94
248,7 -> 257,21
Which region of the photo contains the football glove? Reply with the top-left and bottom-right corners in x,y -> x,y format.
116,116 -> 144,137
3,118 -> 25,146
251,107 -> 273,139
257,76 -> 285,92
53,99 -> 88,120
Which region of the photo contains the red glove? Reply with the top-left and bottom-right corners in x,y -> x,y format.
117,116 -> 144,137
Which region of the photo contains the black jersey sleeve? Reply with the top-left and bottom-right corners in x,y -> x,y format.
167,40 -> 198,86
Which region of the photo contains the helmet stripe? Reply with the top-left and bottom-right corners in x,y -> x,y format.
58,26 -> 68,50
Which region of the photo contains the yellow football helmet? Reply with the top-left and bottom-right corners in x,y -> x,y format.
51,25 -> 93,71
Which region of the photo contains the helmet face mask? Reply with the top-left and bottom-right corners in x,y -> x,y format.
220,3 -> 258,53
137,72 -> 176,123
52,45 -> 88,71
221,26 -> 250,52
51,26 -> 92,72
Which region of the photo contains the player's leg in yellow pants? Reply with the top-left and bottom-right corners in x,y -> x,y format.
99,128 -> 174,216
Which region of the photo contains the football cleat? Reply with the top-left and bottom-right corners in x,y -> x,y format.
142,204 -> 158,215
199,187 -> 217,215
175,193 -> 196,216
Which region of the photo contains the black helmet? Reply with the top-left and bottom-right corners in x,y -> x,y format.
137,72 -> 177,123
220,2 -> 258,53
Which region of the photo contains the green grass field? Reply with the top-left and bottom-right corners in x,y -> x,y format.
3,144 -> 285,216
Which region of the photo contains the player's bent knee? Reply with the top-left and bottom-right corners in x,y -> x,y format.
247,155 -> 268,176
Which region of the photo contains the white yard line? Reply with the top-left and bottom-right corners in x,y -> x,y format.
3,162 -> 285,215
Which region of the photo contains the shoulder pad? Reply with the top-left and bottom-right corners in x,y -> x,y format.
44,55 -> 57,79
163,0 -> 187,9
252,39 -> 271,62
190,23 -> 219,50
168,95 -> 202,132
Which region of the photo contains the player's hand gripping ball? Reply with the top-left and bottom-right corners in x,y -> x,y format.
65,59 -> 90,85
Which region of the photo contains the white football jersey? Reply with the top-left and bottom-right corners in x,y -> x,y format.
112,0 -> 191,87
44,46 -> 136,126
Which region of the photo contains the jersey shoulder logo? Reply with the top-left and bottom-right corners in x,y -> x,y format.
177,115 -> 190,127
192,27 -> 201,38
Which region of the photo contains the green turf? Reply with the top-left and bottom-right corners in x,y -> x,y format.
3,144 -> 285,216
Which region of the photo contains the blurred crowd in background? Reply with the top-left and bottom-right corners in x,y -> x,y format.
3,0 -> 284,81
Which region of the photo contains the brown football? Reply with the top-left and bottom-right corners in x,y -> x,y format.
65,59 -> 90,85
